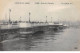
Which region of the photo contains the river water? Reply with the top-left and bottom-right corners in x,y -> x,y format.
0,27 -> 80,51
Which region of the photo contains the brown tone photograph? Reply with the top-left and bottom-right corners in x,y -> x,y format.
0,0 -> 80,51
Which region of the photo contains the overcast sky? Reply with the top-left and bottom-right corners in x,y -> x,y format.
2,0 -> 80,22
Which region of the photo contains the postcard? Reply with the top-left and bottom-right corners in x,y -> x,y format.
0,0 -> 80,51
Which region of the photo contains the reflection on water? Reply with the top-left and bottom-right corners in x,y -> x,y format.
0,27 -> 80,51
0,43 -> 3,51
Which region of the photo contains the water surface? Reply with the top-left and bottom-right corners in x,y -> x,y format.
0,27 -> 80,51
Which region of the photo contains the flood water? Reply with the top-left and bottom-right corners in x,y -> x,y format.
0,27 -> 80,51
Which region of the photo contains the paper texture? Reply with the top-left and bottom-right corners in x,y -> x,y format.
0,0 -> 80,51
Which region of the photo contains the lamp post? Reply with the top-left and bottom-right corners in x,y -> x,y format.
9,9 -> 11,23
46,16 -> 47,23
29,12 -> 31,22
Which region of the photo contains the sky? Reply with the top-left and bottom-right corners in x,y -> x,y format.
0,0 -> 80,22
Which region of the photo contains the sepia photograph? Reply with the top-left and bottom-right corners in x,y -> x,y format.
0,0 -> 80,51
